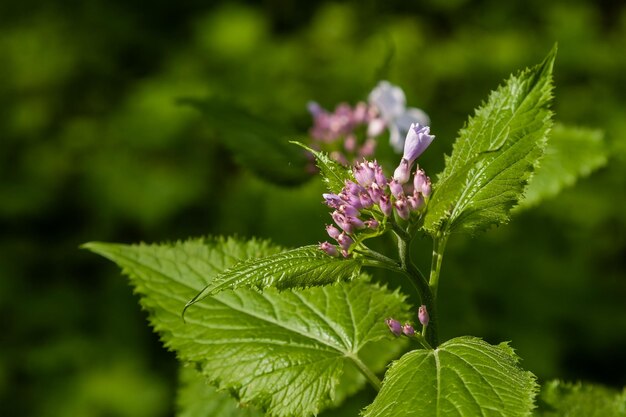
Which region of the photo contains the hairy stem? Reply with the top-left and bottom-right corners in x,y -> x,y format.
396,232 -> 438,348
346,353 -> 381,391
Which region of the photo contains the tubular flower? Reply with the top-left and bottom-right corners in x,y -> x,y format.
393,123 -> 435,184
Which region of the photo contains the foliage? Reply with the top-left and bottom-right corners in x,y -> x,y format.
84,238 -> 409,416
3,1 -> 626,416
423,46 -> 555,235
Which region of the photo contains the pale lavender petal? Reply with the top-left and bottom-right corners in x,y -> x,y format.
368,81 -> 406,121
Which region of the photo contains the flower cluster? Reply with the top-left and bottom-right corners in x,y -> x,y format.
318,123 -> 434,257
308,101 -> 380,165
386,305 -> 429,338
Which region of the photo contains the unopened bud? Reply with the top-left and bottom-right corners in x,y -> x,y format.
418,305 -> 429,327
389,179 -> 404,198
337,232 -> 354,250
393,158 -> 411,184
413,169 -> 432,198
407,193 -> 424,211
394,197 -> 410,220
386,318 -> 402,337
326,224 -> 341,240
319,242 -> 338,257
368,183 -> 384,204
402,323 -> 415,337
379,195 -> 393,217
359,192 -> 374,208
365,219 -> 379,229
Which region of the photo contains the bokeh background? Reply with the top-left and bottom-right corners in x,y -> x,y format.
1,0 -> 625,415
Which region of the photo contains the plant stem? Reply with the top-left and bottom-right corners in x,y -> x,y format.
346,353 -> 381,391
428,235 -> 448,300
396,232 -> 439,348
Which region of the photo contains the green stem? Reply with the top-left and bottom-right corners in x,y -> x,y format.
346,354 -> 381,391
428,234 -> 448,300
396,232 -> 438,348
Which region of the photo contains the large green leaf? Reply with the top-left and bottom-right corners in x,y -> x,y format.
177,366 -> 262,417
517,123 -> 607,209
84,237 -> 409,417
182,98 -> 310,186
185,245 -> 362,304
534,380 -> 626,417
424,46 -> 556,235
363,336 -> 538,417
292,142 -> 353,194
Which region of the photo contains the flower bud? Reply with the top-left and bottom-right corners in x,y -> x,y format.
359,192 -> 374,209
323,193 -> 343,208
394,197 -> 410,220
386,318 -> 402,337
418,305 -> 429,327
413,169 -> 432,197
407,193 -> 424,211
332,211 -> 354,234
341,249 -> 351,258
337,232 -> 354,250
368,183 -> 384,204
402,323 -> 415,337
319,242 -> 338,257
393,158 -> 411,184
339,204 -> 359,218
326,224 -> 341,240
389,179 -> 404,198
365,219 -> 379,229
379,195 -> 393,217
354,162 -> 375,187
347,216 -> 365,230
374,165 -> 388,187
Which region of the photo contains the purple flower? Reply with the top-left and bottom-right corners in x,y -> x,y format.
418,305 -> 429,327
407,193 -> 424,211
414,169 -> 432,197
368,183 -> 384,203
365,219 -> 379,229
402,323 -> 415,337
326,224 -> 341,240
394,197 -> 410,220
389,179 -> 404,198
323,193 -> 343,208
354,162 -> 376,187
379,195 -> 393,217
339,204 -> 360,218
368,81 -> 430,153
402,123 -> 435,165
359,192 -> 374,209
386,318 -> 403,337
319,242 -> 338,257
337,232 -> 354,250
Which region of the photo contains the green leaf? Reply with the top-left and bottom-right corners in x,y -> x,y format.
84,237 -> 409,417
292,142 -> 352,194
517,123 -> 607,209
363,336 -> 538,417
424,46 -> 556,235
534,380 -> 626,417
182,97 -> 310,186
185,245 -> 362,305
177,366 -> 262,417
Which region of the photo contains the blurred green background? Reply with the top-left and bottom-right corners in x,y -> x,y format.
1,0 -> 625,415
